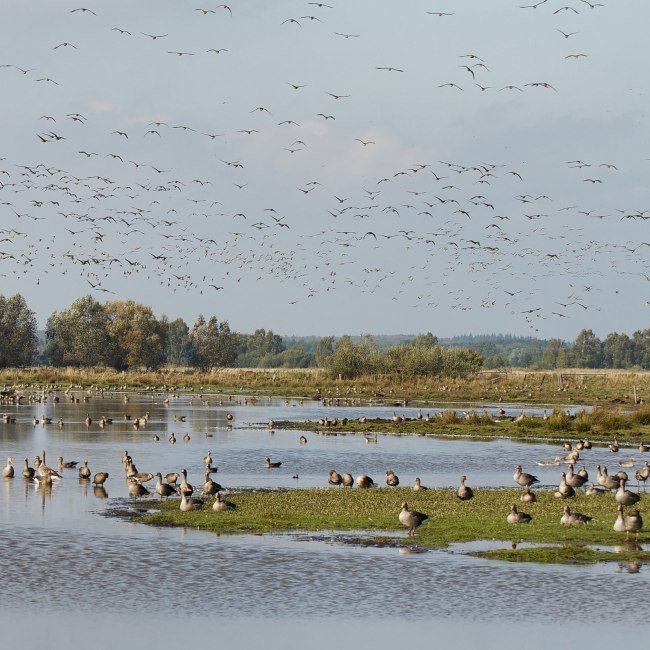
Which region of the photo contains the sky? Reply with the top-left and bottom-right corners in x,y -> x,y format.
0,0 -> 648,339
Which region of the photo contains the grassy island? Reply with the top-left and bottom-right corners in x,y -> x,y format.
139,487 -> 648,566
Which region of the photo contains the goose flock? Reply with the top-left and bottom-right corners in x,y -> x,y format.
0,1 -> 647,337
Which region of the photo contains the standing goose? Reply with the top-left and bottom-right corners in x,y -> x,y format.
2,457 -> 14,478
615,479 -> 640,506
506,504 -> 532,524
635,462 -> 650,489
165,472 -> 180,485
385,470 -> 400,487
84,414 -> 92,428
513,465 -> 539,488
22,458 -> 35,480
92,472 -> 109,486
560,505 -> 592,526
623,509 -> 643,540
565,464 -> 587,489
127,477 -> 149,499
179,469 -> 194,496
328,470 -> 343,486
342,472 -> 354,488
355,475 -> 375,488
154,473 -> 176,499
265,457 -> 281,468
78,460 -> 91,479
203,451 -> 213,466
213,492 -> 236,512
614,504 -> 627,533
398,502 -> 429,537
457,475 -> 474,500
596,465 -> 621,491
202,469 -> 222,496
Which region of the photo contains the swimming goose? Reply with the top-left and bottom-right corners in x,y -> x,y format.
537,456 -> 562,467
398,502 -> 429,537
342,472 -> 354,487
265,457 -> 281,468
154,473 -> 176,499
179,468 -> 194,496
2,457 -> 14,478
609,439 -> 620,453
457,475 -> 474,500
583,438 -> 592,449
328,470 -> 343,486
299,435 -> 307,445
355,475 -> 375,488
169,433 -> 176,444
212,492 -> 236,512
639,442 -> 649,453
203,469 -> 222,496
182,433 -> 191,443
560,506 -> 592,526
385,470 -> 400,487
152,434 -> 160,442
555,473 -> 575,499
413,477 -> 428,491
58,457 -> 78,469
226,413 -> 234,421
92,472 -> 109,486
78,460 -> 91,479
364,434 -> 378,444
513,465 -> 539,487
615,479 -> 640,506
562,441 -> 572,452
203,452 -> 213,466
618,457 -> 635,469
520,486 -> 537,503
22,458 -> 35,480
179,491 -> 204,512
506,504 -> 532,524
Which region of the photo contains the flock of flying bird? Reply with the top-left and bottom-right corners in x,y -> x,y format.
0,1 -> 647,334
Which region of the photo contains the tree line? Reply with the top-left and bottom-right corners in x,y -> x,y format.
0,293 -> 648,372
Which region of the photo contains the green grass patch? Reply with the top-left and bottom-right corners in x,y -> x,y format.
471,545 -> 646,565
139,487 -> 649,566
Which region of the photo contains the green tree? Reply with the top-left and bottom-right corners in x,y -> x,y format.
0,293 -> 38,367
104,300 -> 165,369
602,332 -> 634,369
570,329 -> 603,368
189,315 -> 238,369
46,295 -> 111,367
162,316 -> 192,366
314,336 -> 335,367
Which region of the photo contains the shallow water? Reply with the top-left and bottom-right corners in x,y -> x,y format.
0,392 -> 647,645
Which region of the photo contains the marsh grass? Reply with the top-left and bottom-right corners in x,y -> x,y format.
141,487 -> 649,565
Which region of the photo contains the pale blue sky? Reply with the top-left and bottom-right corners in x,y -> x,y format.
0,0 -> 648,338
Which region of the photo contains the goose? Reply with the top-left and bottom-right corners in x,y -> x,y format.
2,457 -> 14,478
398,502 -> 429,537
506,504 -> 532,524
575,440 -> 584,451
618,456 -> 635,468
615,470 -> 629,481
342,472 -> 354,487
22,458 -> 35,480
413,477 -> 428,491
203,469 -> 222,496
560,506 -> 592,526
457,475 -> 474,500
586,482 -> 606,496
152,434 -> 160,442
520,486 -> 536,503
84,414 -> 92,427
562,441 -> 572,452
179,468 -> 194,496
635,462 -> 650,489
132,472 -> 154,483
623,508 -> 643,540
127,477 -> 149,499
513,465 -> 539,487
609,439 -> 620,453
577,466 -> 589,480
596,465 -> 621,491
364,434 -> 378,444
615,479 -> 640,506
169,433 -> 176,444
92,472 -> 109,486
639,442 -> 650,453
583,438 -> 592,449
265,457 -> 281,468
416,409 -> 423,421
37,451 -> 61,480
165,472 -> 180,485
565,464 -> 587,489
537,456 -> 562,467
391,411 -> 400,423
203,451 -> 213,466
226,413 -> 234,421
555,473 -> 575,499
385,470 -> 400,487
58,457 -> 78,470
183,433 -> 191,443
299,435 -> 307,445
355,475 -> 375,488
180,490 -> 204,512
78,460 -> 91,479
32,416 -> 38,426
154,473 -> 176,499
358,416 -> 367,424
173,415 -> 186,423
213,492 -> 236,512
614,504 -> 627,532
328,470 -> 343,486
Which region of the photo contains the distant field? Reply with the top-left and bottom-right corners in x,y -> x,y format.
1,366 -> 649,406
